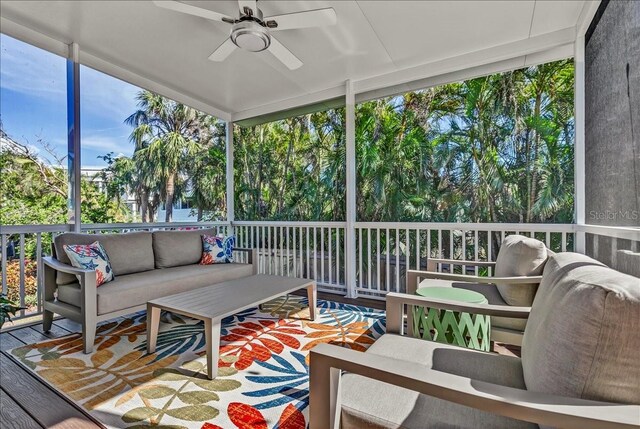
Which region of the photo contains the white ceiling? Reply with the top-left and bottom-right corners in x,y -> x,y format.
0,1 -> 590,120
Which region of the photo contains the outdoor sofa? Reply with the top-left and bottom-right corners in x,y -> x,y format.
42,229 -> 257,353
310,251 -> 640,428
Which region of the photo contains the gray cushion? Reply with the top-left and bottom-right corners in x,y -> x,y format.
54,232 -> 154,285
57,263 -> 253,315
522,252 -> 640,405
616,250 -> 640,278
453,282 -> 527,332
495,234 -> 549,306
152,229 -> 216,268
340,334 -> 534,429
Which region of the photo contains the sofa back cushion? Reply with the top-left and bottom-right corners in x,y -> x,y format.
522,252 -> 640,405
54,232 -> 154,285
494,234 -> 549,306
152,229 -> 216,268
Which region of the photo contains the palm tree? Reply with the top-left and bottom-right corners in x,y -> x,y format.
126,91 -> 202,222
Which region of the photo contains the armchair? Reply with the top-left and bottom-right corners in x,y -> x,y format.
407,234 -> 550,345
309,252 -> 640,429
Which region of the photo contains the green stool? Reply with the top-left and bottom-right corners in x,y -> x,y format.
412,286 -> 491,351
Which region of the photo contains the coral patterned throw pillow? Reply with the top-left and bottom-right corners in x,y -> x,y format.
63,241 -> 114,286
200,235 -> 234,265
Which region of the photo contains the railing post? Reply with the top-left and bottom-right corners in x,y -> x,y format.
574,34 -> 586,253
226,121 -> 235,237
67,42 -> 82,232
345,80 -> 357,298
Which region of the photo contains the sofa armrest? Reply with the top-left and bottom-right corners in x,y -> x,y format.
42,256 -> 97,310
309,343 -> 640,429
234,247 -> 258,274
43,256 -> 93,276
385,292 -> 530,335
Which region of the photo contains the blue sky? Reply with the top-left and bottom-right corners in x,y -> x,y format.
1,34 -> 140,167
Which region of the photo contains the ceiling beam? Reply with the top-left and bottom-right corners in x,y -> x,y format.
352,26 -> 577,95
232,84 -> 346,123
576,0 -> 602,36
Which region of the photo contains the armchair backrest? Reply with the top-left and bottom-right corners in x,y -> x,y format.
494,234 -> 550,306
522,252 -> 640,405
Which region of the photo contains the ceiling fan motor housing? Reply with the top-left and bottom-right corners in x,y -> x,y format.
230,20 -> 270,52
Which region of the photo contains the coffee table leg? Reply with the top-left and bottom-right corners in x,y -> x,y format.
204,319 -> 221,380
307,282 -> 317,321
147,304 -> 161,354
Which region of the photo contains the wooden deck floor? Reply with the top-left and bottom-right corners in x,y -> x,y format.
0,292 -> 517,428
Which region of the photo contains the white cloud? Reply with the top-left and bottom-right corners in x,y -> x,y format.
80,65 -> 141,123
81,134 -> 132,155
0,34 -> 66,101
1,34 -> 141,123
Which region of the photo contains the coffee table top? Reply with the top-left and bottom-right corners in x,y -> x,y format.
415,286 -> 488,304
148,274 -> 315,320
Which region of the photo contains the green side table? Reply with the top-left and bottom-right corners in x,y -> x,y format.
411,286 -> 491,351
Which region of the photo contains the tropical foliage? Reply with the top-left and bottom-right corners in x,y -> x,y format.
235,59 -> 575,223
4,59 -> 574,227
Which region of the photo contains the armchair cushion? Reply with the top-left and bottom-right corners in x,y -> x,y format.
451,282 -> 527,332
522,252 -> 640,405
54,232 -> 154,285
152,229 -> 217,268
494,234 -> 549,306
340,334 -> 534,429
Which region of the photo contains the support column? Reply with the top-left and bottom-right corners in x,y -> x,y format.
574,36 -> 586,253
226,121 -> 235,235
345,80 -> 357,298
67,43 -> 81,232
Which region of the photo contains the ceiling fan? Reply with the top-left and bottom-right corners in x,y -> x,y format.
153,0 -> 337,70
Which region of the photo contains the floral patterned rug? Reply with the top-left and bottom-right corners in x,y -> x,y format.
10,296 -> 385,429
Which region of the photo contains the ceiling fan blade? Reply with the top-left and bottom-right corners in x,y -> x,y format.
153,1 -> 233,23
238,0 -> 257,16
267,36 -> 303,70
265,8 -> 337,31
208,38 -> 237,62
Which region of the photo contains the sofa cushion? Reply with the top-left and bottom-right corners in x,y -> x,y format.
340,334 -> 534,429
56,263 -> 253,314
54,232 -> 154,285
152,229 -> 217,268
494,234 -> 548,306
522,252 -> 640,405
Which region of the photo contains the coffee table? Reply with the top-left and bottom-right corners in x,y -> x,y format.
146,274 -> 316,379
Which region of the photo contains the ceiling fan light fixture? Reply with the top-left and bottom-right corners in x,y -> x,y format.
230,21 -> 270,52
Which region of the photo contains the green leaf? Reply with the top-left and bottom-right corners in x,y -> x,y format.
165,405 -> 219,421
181,360 -> 204,372
138,386 -> 177,399
192,378 -> 241,392
122,406 -> 162,423
177,390 -> 219,404
216,366 -> 238,377
153,368 -> 189,381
